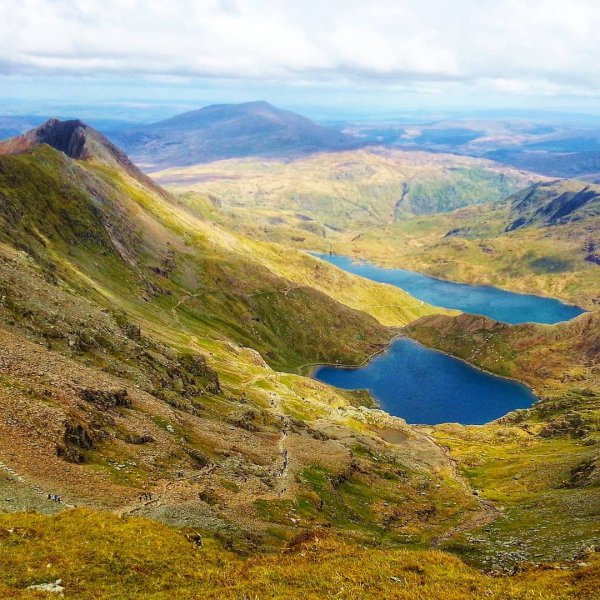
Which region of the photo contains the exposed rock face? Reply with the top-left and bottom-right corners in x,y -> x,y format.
79,388 -> 131,410
57,420 -> 100,463
0,118 -> 124,164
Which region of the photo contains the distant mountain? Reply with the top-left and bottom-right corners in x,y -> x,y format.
485,148 -> 600,180
113,101 -> 361,168
506,179 -> 600,231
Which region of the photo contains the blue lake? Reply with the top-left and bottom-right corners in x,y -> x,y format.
311,253 -> 585,325
310,252 -> 586,424
314,338 -> 538,425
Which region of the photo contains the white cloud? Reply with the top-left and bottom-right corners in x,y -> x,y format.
2,0 -> 600,97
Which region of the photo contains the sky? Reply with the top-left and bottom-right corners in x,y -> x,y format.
2,0 -> 600,121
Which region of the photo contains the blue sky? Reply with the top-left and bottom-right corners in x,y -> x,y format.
3,0 -> 600,121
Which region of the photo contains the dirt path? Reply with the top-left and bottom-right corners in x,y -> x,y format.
0,460 -> 54,499
431,498 -> 499,547
421,429 -> 501,546
295,334 -> 406,373
0,459 -> 76,510
268,393 -> 292,496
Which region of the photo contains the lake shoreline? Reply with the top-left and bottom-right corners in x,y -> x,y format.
312,332 -> 542,419
309,251 -> 586,324
312,334 -> 541,427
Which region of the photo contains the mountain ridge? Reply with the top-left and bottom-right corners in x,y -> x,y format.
506,179 -> 600,231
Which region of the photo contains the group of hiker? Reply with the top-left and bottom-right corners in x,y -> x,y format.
47,494 -> 62,503
138,492 -> 153,502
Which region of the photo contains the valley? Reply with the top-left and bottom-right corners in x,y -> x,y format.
158,156 -> 598,310
0,113 -> 597,598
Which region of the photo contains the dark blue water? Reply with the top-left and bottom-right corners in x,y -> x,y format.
314,338 -> 538,425
312,253 -> 585,325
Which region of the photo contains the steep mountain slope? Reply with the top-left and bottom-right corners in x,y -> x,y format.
114,101 -> 360,168
505,179 -> 600,231
0,117 -> 168,198
0,120 -> 478,553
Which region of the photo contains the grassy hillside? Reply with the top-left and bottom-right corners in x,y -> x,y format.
0,145 -> 439,371
152,148 -> 539,229
326,182 -> 600,309
406,312 -> 600,568
0,136 -> 476,555
154,155 -> 598,310
1,509 -> 598,599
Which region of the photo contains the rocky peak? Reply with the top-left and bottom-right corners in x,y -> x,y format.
0,117 -> 170,198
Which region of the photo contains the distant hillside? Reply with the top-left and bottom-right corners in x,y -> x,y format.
348,116 -> 600,180
114,101 -> 360,168
153,148 -> 540,232
506,179 -> 600,231
322,178 -> 599,309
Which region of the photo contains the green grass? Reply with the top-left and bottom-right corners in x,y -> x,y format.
1,509 -> 598,599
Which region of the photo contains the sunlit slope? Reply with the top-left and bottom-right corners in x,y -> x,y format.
151,150 -> 600,310
152,147 -> 540,229
1,509 -> 598,599
406,311 -> 600,568
0,145 -> 438,374
0,131 -> 476,551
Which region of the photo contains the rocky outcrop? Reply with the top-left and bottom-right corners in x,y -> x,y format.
57,420 -> 101,463
79,388 -> 131,410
